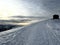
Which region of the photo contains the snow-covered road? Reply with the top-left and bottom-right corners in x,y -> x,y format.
0,19 -> 60,45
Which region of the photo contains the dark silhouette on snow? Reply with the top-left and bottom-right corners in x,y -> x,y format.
53,14 -> 59,19
0,25 -> 21,32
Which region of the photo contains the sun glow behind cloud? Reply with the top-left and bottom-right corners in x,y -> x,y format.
0,0 -> 58,20
0,0 -> 29,20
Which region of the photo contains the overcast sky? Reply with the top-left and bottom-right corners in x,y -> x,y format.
0,0 -> 60,18
18,0 -> 60,17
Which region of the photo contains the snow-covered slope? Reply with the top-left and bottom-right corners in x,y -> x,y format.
0,19 -> 60,45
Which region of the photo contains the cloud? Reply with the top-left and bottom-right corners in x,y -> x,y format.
17,0 -> 60,17
1,0 -> 60,18
41,0 -> 60,14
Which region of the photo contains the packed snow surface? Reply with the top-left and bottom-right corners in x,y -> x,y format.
0,19 -> 60,45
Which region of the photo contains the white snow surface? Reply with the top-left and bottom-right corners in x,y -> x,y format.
0,19 -> 60,45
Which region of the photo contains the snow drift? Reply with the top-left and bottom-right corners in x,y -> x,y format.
0,19 -> 60,45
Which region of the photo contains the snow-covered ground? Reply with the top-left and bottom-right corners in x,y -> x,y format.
0,19 -> 60,45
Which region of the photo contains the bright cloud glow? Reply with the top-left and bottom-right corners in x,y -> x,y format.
0,0 -> 29,19
0,0 -> 59,20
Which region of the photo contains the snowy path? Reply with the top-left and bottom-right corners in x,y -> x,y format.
0,19 -> 60,45
25,19 -> 60,45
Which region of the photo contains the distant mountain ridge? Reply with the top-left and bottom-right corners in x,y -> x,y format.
10,16 -> 46,19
